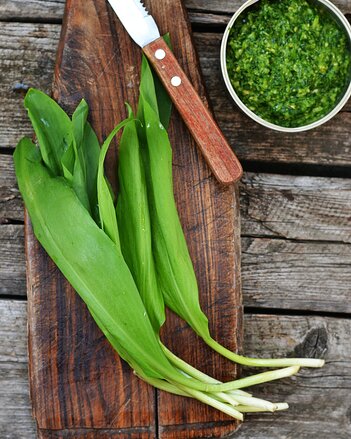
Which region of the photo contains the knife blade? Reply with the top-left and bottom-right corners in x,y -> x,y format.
107,0 -> 243,184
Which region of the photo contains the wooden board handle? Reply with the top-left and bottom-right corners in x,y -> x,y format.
143,37 -> 243,185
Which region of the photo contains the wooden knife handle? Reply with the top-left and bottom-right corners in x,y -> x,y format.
143,37 -> 243,185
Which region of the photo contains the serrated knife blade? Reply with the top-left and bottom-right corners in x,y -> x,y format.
106,0 -> 243,185
107,0 -> 160,47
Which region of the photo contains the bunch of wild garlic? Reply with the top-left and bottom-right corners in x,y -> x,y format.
14,55 -> 324,422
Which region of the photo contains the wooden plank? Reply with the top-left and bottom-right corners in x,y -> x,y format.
3,157 -> 351,243
0,155 -> 23,224
26,0 -> 241,437
3,169 -> 351,312
0,300 -> 37,439
1,0 -> 350,21
0,1 -> 231,30
2,222 -> 350,313
0,225 -> 25,295
188,11 -> 232,26
2,23 -> 351,167
4,150 -> 351,243
25,3 -> 157,433
0,23 -> 61,150
240,173 -> 351,243
242,237 -> 351,313
1,300 -> 350,439
0,0 -> 64,21
27,214 -> 156,437
235,313 -> 351,438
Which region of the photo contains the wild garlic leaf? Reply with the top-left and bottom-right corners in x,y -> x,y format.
61,143 -> 75,183
72,99 -> 89,150
61,100 -> 100,221
117,106 -> 165,333
24,88 -> 73,176
13,137 -> 173,380
137,36 -> 172,133
71,99 -> 91,213
83,121 -> 100,224
97,117 -> 131,247
152,34 -> 172,130
140,95 -> 211,341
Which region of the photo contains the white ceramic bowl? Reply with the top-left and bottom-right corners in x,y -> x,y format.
220,0 -> 351,132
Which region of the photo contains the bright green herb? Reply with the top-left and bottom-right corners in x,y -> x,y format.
97,117 -> 131,246
116,102 -> 165,332
14,55 -> 324,421
226,0 -> 351,127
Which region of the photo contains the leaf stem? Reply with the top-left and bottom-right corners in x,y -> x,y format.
206,338 -> 325,368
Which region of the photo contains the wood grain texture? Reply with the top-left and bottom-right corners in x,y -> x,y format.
0,0 -> 65,20
1,0 -> 229,30
3,170 -> 351,311
0,23 -> 61,150
240,173 -> 351,243
1,300 -> 350,439
143,38 -> 242,185
26,212 -> 156,436
1,0 -> 350,21
242,237 -> 351,312
188,12 -> 232,26
0,300 -> 36,439
25,0 -> 155,436
3,153 -> 350,245
25,0 -> 242,437
0,224 -> 25,295
2,22 -> 351,168
0,155 -> 23,224
3,224 -> 351,312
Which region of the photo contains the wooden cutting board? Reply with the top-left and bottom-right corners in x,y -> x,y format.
25,0 -> 243,437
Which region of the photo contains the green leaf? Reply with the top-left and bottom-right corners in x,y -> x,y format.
152,33 -> 172,130
72,99 -> 89,149
140,97 -> 211,341
65,100 -> 101,220
70,99 -> 91,213
24,88 -> 73,176
61,143 -> 74,183
13,136 -> 175,380
83,121 -> 100,223
97,118 -> 131,246
137,35 -> 172,131
139,56 -> 160,118
117,106 -> 165,332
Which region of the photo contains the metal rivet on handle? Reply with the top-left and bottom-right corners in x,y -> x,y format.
155,49 -> 166,60
171,76 -> 182,87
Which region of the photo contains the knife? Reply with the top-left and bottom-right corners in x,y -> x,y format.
106,0 -> 243,185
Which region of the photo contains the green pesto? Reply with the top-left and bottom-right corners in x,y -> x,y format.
226,0 -> 351,127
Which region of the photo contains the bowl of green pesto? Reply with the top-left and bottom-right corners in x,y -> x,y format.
220,0 -> 351,132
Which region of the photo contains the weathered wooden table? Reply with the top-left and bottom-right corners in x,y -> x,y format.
1,1 -> 351,438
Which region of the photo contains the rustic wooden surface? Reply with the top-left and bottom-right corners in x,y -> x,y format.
24,0 -> 242,437
1,0 -> 351,438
